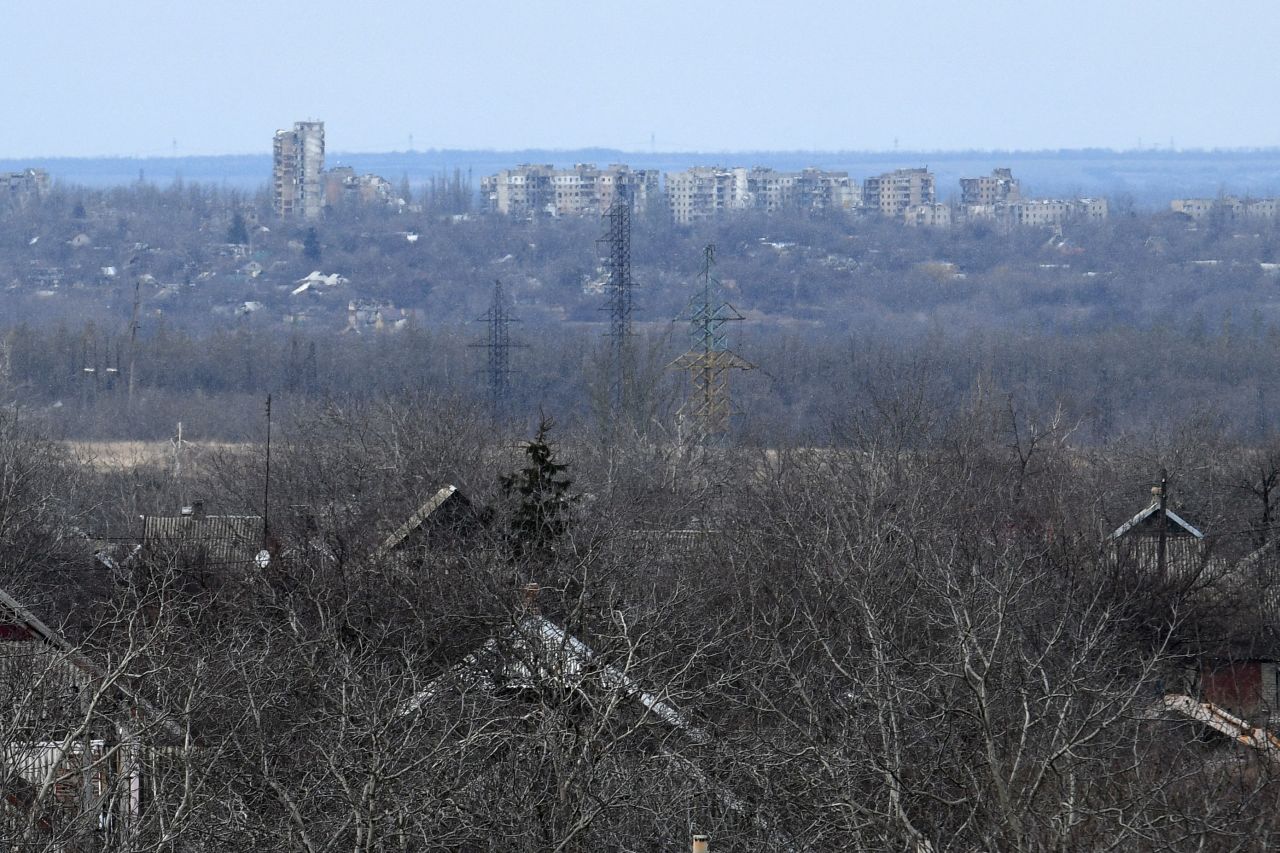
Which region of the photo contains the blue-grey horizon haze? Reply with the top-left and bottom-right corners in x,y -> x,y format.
2,0 -> 1277,159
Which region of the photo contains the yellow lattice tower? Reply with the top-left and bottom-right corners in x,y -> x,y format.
672,245 -> 753,442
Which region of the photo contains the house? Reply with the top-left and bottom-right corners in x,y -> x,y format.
399,586 -> 800,849
1108,486 -> 1208,578
1111,484 -> 1280,722
291,270 -> 348,296
0,585 -> 185,844
142,501 -> 264,571
372,485 -> 485,562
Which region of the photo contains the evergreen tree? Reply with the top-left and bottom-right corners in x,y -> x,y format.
500,415 -> 576,562
227,212 -> 250,245
303,227 -> 322,263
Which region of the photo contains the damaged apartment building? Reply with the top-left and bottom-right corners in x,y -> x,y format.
272,121 -> 326,220
272,120 -> 402,218
664,166 -> 860,224
480,163 -> 659,217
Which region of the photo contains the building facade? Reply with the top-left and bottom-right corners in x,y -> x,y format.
323,167 -> 396,208
665,166 -> 858,224
1004,197 -> 1109,228
905,202 -> 952,228
481,164 -> 658,217
960,168 -> 1021,207
665,167 -> 736,224
862,168 -> 936,219
1171,196 -> 1280,222
1,168 -> 50,205
273,121 -> 325,219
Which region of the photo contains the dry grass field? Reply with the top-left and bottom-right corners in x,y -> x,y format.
66,440 -> 254,472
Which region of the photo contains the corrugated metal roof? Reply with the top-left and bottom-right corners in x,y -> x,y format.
142,514 -> 261,567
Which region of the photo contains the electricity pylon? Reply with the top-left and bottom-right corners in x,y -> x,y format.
672,244 -> 753,443
471,279 -> 522,412
599,186 -> 634,414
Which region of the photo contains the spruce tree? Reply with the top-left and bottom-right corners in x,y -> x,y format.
303,227 -> 322,263
227,212 -> 250,245
500,415 -> 576,562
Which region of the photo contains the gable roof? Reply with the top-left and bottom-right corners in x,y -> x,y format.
400,613 -> 705,740
400,613 -> 812,849
373,485 -> 477,560
1110,500 -> 1204,541
0,585 -> 185,742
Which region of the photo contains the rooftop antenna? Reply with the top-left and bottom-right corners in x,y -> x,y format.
599,183 -> 635,416
672,244 -> 753,444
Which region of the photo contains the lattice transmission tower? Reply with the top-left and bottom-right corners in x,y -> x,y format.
673,244 -> 753,442
599,185 -> 635,412
471,278 -> 522,412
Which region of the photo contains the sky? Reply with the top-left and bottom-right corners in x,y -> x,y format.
3,0 -> 1278,158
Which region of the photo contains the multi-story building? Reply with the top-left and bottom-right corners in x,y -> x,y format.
666,167 -> 736,224
1171,196 -> 1280,222
1,168 -> 50,204
481,164 -> 555,216
481,164 -> 658,217
273,121 -> 325,219
905,202 -> 952,228
323,167 -> 397,207
960,168 -> 1021,207
1004,197 -> 1108,228
862,168 -> 935,219
597,165 -> 659,213
794,168 -> 860,211
665,166 -> 858,224
1170,198 -> 1218,220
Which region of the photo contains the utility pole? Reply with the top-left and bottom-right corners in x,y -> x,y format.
127,279 -> 140,408
672,244 -> 753,444
262,395 -> 272,544
172,421 -> 186,507
599,184 -> 635,416
1157,467 -> 1169,576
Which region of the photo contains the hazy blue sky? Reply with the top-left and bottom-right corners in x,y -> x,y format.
3,0 -> 1278,157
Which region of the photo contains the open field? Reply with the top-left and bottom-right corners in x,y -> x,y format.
66,440 -> 254,471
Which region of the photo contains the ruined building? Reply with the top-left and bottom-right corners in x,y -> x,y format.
273,121 -> 325,220
862,167 -> 936,219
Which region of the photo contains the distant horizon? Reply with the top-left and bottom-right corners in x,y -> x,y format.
8,147 -> 1280,207
10,144 -> 1280,163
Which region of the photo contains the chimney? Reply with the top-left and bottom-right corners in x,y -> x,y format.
523,582 -> 541,614
692,835 -> 710,853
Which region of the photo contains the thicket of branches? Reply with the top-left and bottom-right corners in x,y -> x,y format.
1,378 -> 1280,850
